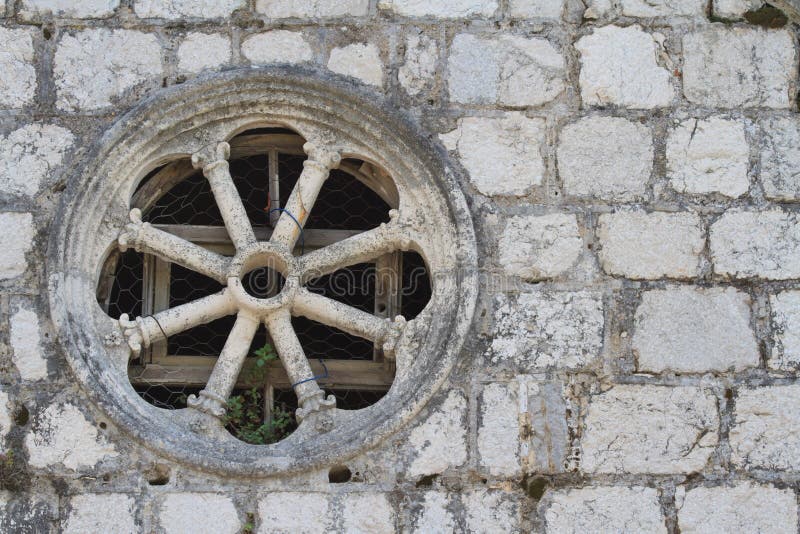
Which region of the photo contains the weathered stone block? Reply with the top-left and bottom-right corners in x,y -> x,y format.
576,25 -> 674,108
557,115 -> 652,201
409,492 -> 454,533
0,389 -> 11,442
770,290 -> 800,370
159,494 -> 241,534
499,213 -> 583,281
667,117 -> 749,197
478,382 -> 519,476
488,290 -> 603,370
398,32 -> 438,96
683,27 -> 796,108
258,493 -> 329,533
581,385 -> 718,474
25,403 -> 118,470
448,33 -> 565,106
544,487 -> 666,533
379,0 -> 497,17
256,0 -> 369,18
9,306 -> 48,380
710,208 -> 800,280
730,385 -> 800,470
0,212 -> 34,280
63,494 -> 136,534
328,43 -> 384,87
677,483 -> 797,533
760,115 -> 800,201
0,124 -> 74,198
135,0 -> 243,19
54,29 -> 162,111
342,493 -> 394,533
177,33 -> 231,73
597,210 -> 705,279
585,0 -> 705,16
20,0 -> 119,19
440,113 -> 545,196
242,31 -> 313,65
508,0 -> 562,18
633,287 -> 758,373
712,0 -> 763,19
463,490 -> 520,532
0,28 -> 37,109
406,390 -> 467,477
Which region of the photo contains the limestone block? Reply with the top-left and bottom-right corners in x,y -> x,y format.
440,113 -> 545,196
378,0 -> 497,17
710,208 -> 800,280
770,290 -> 800,370
576,25 -> 674,108
0,124 -> 74,198
713,0 -> 763,19
0,28 -> 37,109
177,33 -> 231,73
242,31 -> 313,65
463,490 -> 521,532
557,115 -> 653,201
63,494 -> 135,534
448,33 -> 565,106
683,27 -> 796,108
341,493 -> 394,534
9,307 -> 48,380
544,487 -> 666,533
597,210 -> 705,279
159,494 -> 241,534
581,385 -> 718,474
256,0 -> 369,18
499,213 -> 583,280
327,43 -> 384,87
508,0 -> 563,18
135,0 -> 243,19
409,492 -> 455,533
667,117 -> 749,197
760,115 -> 800,201
633,287 -> 758,373
258,493 -> 328,533
0,389 -> 11,442
20,0 -> 119,19
406,390 -> 467,477
398,32 -> 438,96
0,212 -> 35,280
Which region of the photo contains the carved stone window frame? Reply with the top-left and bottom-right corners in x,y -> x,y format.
48,66 -> 478,476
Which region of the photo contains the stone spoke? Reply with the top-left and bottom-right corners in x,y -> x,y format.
264,309 -> 335,421
292,289 -> 405,357
187,311 -> 259,418
270,142 -> 341,249
119,289 -> 237,357
118,208 -> 229,283
297,212 -> 410,281
192,141 -> 256,250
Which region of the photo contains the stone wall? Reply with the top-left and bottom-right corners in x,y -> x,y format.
1,0 -> 800,532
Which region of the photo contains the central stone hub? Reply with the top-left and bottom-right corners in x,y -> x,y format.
227,242 -> 298,316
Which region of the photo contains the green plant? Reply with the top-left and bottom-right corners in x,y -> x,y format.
223,342 -> 294,445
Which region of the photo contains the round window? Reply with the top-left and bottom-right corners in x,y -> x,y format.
48,67 -> 477,476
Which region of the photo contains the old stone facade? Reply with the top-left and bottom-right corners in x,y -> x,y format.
2,0 -> 800,532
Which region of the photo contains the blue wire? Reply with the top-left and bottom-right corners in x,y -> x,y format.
291,359 -> 329,388
267,207 -> 305,255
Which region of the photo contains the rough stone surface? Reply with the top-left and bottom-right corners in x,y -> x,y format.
25,403 -> 118,470
398,32 -> 438,96
710,208 -> 800,280
327,43 -> 383,87
63,494 -> 135,534
581,385 -> 719,474
576,25 -> 674,109
508,0 -> 562,18
406,390 -> 467,477
633,287 -> 758,373
557,116 -> 653,201
9,307 -> 48,380
242,31 -> 313,65
488,290 -> 603,370
411,492 -> 455,533
770,290 -> 800,370
256,0 -> 369,18
0,28 -> 36,109
713,0 -> 763,19
448,33 -> 565,106
478,382 -> 520,476
342,493 -> 394,534
760,115 -> 800,201
0,212 -> 34,280
597,210 -> 705,279
159,494 -> 241,534
463,490 -> 520,533
258,493 -> 328,533
177,33 -> 231,73
54,29 -> 162,111
667,117 -> 749,197
0,389 -> 11,442
0,124 -> 74,198
544,487 -> 666,534
379,0 -> 497,17
440,113 -> 545,196
677,483 -> 797,533
730,385 -> 800,470
135,0 -> 243,19
683,27 -> 796,108
20,0 -> 118,19
498,214 -> 583,281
